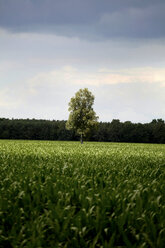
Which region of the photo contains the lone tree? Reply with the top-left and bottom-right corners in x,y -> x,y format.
66,88 -> 98,144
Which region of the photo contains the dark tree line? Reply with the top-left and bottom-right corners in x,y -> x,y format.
0,118 -> 165,143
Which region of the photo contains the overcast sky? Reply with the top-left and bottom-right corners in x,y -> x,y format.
0,0 -> 165,123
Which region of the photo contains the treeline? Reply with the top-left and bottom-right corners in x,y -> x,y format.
0,118 -> 165,143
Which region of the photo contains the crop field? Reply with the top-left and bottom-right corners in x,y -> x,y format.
0,140 -> 165,248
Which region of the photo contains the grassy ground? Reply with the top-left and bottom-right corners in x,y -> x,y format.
0,140 -> 165,247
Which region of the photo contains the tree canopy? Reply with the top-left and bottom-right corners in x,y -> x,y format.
0,118 -> 165,143
66,88 -> 98,143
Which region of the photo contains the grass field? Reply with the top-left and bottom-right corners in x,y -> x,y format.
0,140 -> 165,247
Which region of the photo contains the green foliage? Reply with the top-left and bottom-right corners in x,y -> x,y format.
0,118 -> 165,143
0,140 -> 165,247
66,88 -> 98,142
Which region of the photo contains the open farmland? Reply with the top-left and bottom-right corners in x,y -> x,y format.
0,140 -> 165,247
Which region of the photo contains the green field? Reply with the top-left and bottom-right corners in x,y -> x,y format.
0,140 -> 165,247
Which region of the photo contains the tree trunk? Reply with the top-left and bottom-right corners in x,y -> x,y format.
80,133 -> 83,144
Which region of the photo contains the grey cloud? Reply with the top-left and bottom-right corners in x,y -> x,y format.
0,0 -> 165,39
1,30 -> 165,74
99,3 -> 165,38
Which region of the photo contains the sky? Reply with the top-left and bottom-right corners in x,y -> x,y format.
0,0 -> 165,123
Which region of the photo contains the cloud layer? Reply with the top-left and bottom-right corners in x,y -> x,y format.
0,0 -> 165,39
0,66 -> 165,122
0,1 -> 165,122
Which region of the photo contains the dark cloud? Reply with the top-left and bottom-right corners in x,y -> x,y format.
0,0 -> 165,39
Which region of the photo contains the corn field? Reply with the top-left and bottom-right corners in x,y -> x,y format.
0,140 -> 165,247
